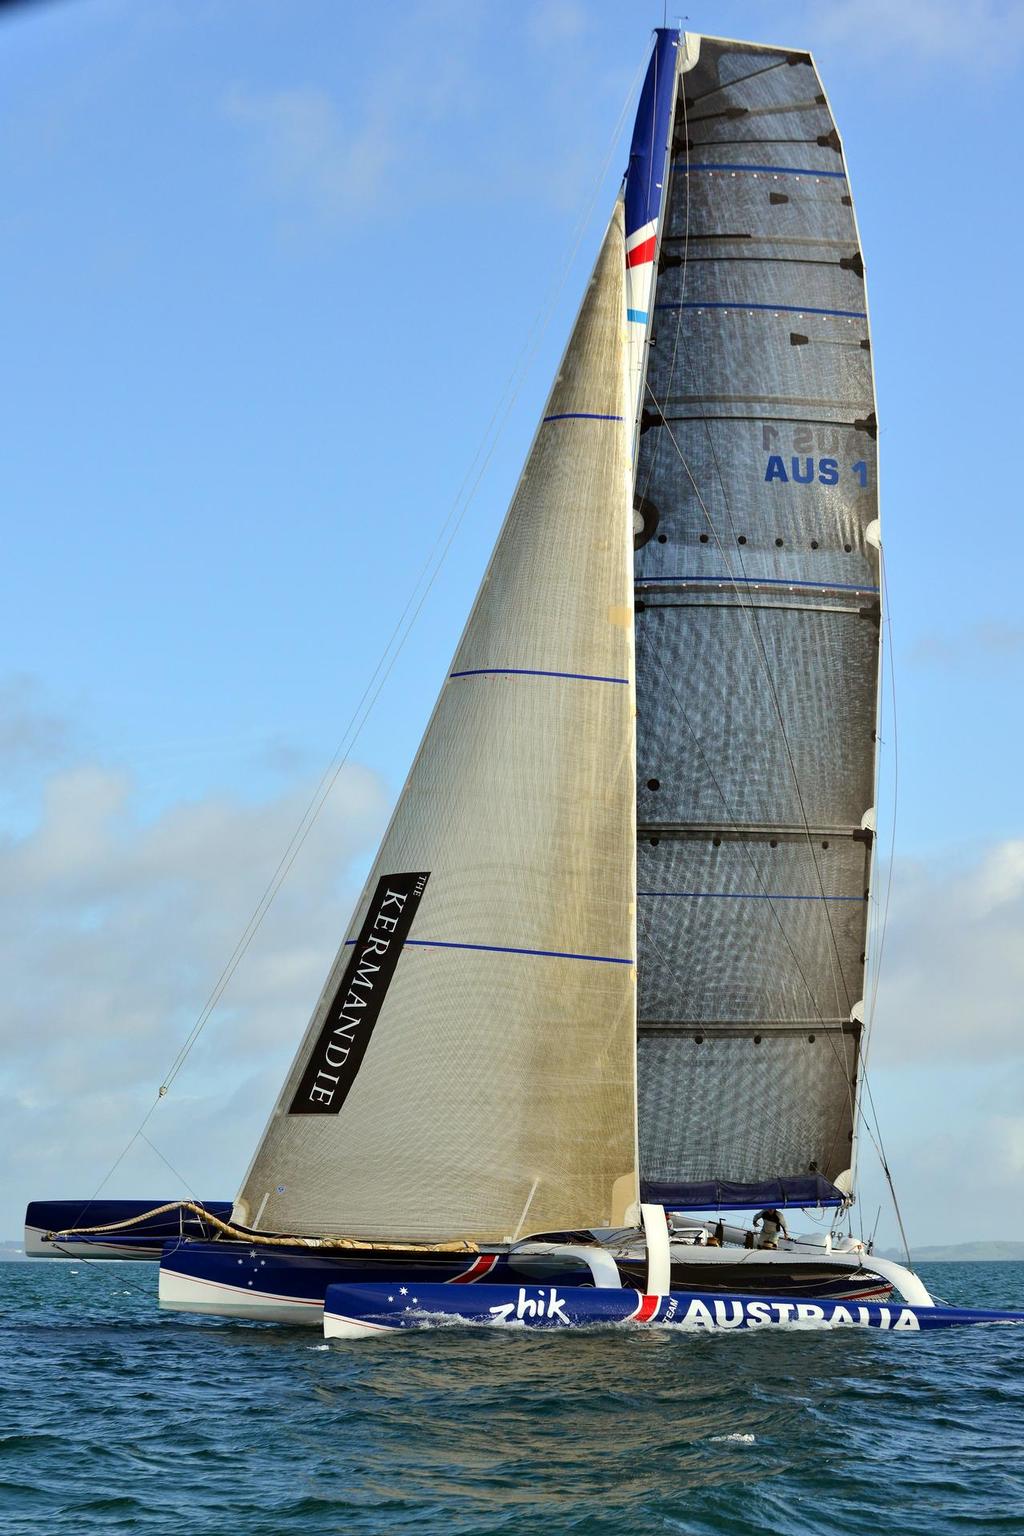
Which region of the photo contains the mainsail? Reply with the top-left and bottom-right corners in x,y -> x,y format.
631,35 -> 879,1209
236,205 -> 639,1242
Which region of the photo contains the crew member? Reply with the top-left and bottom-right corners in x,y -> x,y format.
753,1207 -> 789,1249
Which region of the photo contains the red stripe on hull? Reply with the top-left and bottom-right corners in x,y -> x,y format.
448,1254 -> 500,1284
629,1292 -> 661,1323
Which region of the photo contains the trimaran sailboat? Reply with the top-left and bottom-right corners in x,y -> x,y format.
26,30 -> 1024,1334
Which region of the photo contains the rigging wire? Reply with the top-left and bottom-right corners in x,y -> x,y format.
77,52 -> 651,1216
853,546 -> 914,1263
864,546 -> 899,1046
49,1243 -> 155,1302
156,46 -> 648,1102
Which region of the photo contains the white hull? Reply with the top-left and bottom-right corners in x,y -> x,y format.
24,1226 -> 160,1262
666,1243 -> 861,1270
157,1263 -> 325,1325
663,1243 -> 932,1307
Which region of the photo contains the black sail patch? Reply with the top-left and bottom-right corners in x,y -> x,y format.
289,871 -> 429,1115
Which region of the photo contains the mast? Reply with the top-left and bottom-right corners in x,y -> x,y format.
624,28 -> 683,440
632,34 -> 879,1211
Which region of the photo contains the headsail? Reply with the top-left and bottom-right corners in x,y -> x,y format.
631,35 -> 879,1209
236,205 -> 639,1242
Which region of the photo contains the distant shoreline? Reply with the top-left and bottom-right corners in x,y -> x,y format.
878,1242 -> 1024,1263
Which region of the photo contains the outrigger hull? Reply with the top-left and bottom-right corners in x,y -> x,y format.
323,1283 -> 1024,1338
156,1241 -> 600,1324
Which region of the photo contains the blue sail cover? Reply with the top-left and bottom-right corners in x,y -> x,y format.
624,28 -> 679,245
623,30 -> 679,416
640,1175 -> 844,1211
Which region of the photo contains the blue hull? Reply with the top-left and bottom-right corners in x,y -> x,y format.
157,1241 -> 599,1320
323,1283 -> 1024,1336
156,1243 -> 901,1322
25,1199 -> 233,1258
156,1241 -> 889,1310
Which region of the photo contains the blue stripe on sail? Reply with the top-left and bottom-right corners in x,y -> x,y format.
638,891 -> 865,901
406,939 -> 632,964
636,575 -> 879,594
343,938 -> 632,965
450,667 -> 629,685
627,308 -> 649,323
679,162 -> 848,180
543,412 -> 623,422
657,301 -> 867,320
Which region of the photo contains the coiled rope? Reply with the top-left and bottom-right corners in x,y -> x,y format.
47,1199 -> 478,1253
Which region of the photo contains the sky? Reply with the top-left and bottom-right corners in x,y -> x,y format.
2,0 -> 1023,1250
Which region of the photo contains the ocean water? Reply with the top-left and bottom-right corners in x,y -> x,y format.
1,1261 -> 1022,1535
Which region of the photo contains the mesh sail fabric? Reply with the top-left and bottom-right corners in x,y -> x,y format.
235,205 -> 638,1242
633,37 -> 879,1197
638,1029 -> 857,1187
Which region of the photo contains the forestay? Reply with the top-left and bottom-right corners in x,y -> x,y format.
236,205 -> 639,1242
632,36 -> 879,1209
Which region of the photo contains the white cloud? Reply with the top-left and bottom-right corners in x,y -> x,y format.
12,710 -> 1021,1243
221,1 -> 488,228
528,0 -> 588,49
220,0 -> 631,231
992,1111 -> 1024,1175
870,838 -> 1024,1065
2,700 -> 389,1236
223,83 -> 401,225
0,675 -> 69,769
858,1076 -> 1024,1246
809,0 -> 1024,71
910,622 -> 1024,668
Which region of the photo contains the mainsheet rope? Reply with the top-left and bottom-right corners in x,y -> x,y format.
856,547 -> 913,1263
45,1199 -> 478,1253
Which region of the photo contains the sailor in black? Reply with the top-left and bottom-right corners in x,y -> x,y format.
753,1208 -> 789,1249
